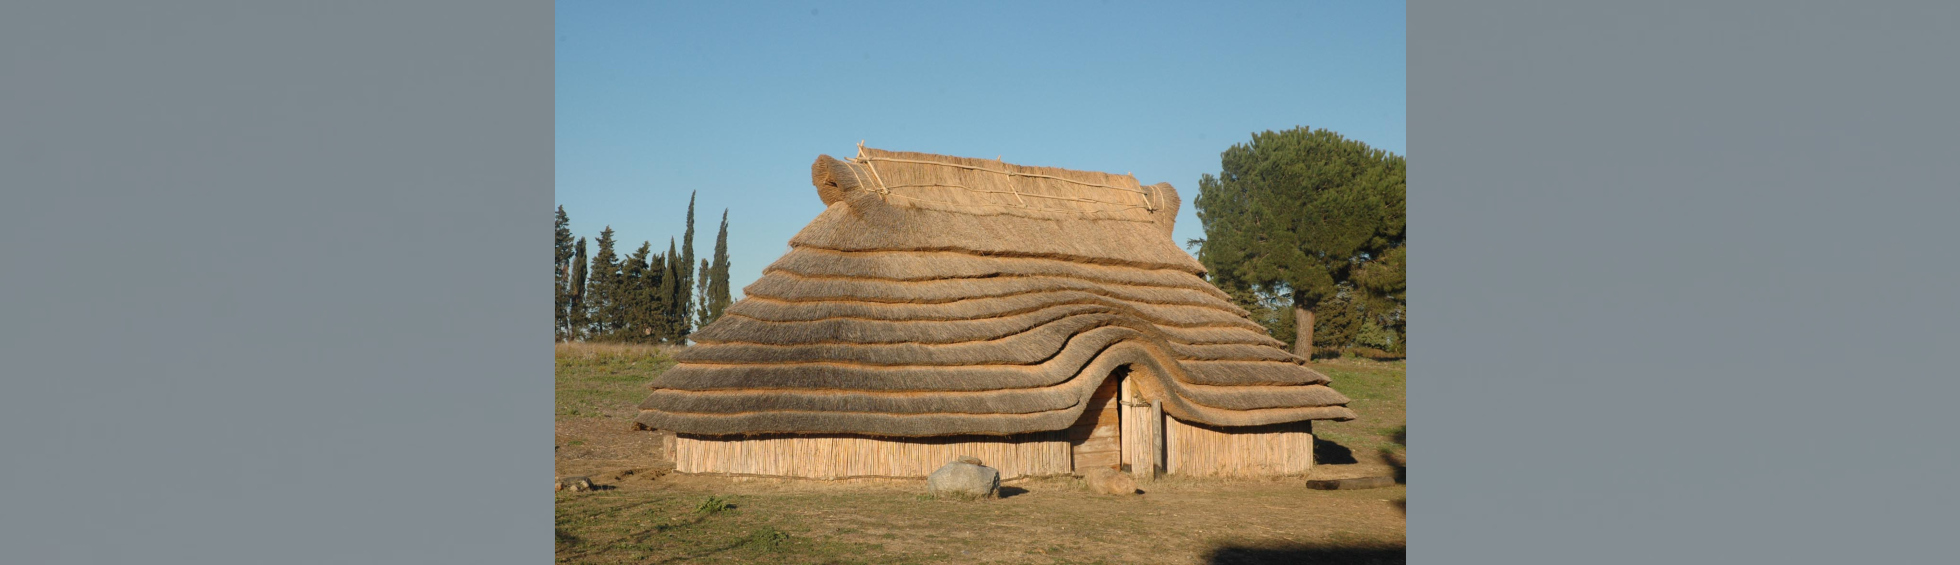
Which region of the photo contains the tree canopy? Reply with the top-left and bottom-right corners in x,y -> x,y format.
1193,127 -> 1405,355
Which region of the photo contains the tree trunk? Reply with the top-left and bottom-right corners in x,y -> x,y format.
1294,300 -> 1316,360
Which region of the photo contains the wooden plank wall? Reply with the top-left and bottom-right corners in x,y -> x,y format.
1066,375 -> 1123,472
1164,418 -> 1314,477
675,432 -> 1073,480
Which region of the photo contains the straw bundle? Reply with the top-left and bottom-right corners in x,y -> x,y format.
636,147 -> 1356,443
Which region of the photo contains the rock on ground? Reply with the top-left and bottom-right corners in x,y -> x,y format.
556,475 -> 594,492
926,460 -> 999,499
1084,468 -> 1138,495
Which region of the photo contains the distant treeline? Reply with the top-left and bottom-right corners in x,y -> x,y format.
554,193 -> 731,343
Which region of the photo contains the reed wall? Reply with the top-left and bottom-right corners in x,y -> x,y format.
675,431 -> 1073,480
1164,418 -> 1314,477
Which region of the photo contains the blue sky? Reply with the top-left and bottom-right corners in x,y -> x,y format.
556,1 -> 1404,299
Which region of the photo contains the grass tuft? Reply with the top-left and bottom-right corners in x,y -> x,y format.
694,494 -> 733,514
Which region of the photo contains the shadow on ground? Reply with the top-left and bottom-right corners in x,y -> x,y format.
1314,437 -> 1359,464
998,486 -> 1029,498
1385,426 -> 1406,515
1205,543 -> 1405,565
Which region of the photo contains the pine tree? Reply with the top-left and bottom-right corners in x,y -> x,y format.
676,192 -> 697,341
1350,244 -> 1406,352
588,227 -> 620,337
555,206 -> 574,341
1311,286 -> 1366,352
704,209 -> 733,324
568,237 -> 589,340
1193,127 -> 1405,357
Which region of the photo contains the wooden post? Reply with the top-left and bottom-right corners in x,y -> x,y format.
1149,399 -> 1164,476
1119,377 -> 1131,469
1122,378 -> 1161,480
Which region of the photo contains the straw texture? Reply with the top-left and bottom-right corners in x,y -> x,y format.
1165,418 -> 1315,477
637,147 -> 1355,438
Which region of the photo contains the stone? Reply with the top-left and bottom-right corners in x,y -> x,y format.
1305,476 -> 1397,490
555,475 -> 594,492
1084,468 -> 1138,495
926,460 -> 999,499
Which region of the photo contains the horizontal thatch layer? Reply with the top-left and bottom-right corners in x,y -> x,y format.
692,306 -> 1280,348
662,328 -> 1326,391
637,148 -> 1353,438
639,340 -> 1353,436
641,375 -> 1345,415
740,271 -> 1245,315
726,291 -> 1263,330
766,248 -> 1230,300
681,305 -> 1297,370
677,334 -> 1299,367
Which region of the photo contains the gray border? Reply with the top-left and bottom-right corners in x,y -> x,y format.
1413,0 -> 1960,562
9,1 -> 1960,562
1,2 -> 551,563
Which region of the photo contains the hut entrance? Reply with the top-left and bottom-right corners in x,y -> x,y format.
1066,365 -> 1165,477
1065,369 -> 1124,472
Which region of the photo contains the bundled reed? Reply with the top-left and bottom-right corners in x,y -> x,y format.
675,431 -> 1073,480
1166,418 -> 1315,477
638,147 -> 1356,478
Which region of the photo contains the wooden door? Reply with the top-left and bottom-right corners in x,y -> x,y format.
1066,373 -> 1123,472
1120,375 -> 1163,478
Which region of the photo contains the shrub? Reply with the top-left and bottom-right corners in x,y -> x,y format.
694,495 -> 732,514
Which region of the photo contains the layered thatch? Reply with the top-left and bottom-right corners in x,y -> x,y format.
636,146 -> 1356,437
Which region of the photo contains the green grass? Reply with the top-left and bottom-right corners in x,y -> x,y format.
1310,358 -> 1407,461
555,342 -> 677,420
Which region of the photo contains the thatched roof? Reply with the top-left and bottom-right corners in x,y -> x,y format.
635,146 -> 1356,437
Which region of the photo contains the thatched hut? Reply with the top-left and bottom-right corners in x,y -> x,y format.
636,145 -> 1356,480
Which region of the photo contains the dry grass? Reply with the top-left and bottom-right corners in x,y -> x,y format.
555,342 -> 679,420
556,345 -> 1407,564
556,472 -> 1405,565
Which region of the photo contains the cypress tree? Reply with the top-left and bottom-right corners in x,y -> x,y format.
704,209 -> 733,324
623,242 -> 654,341
588,227 -> 620,337
659,238 -> 681,343
555,206 -> 574,341
694,258 -> 712,330
1194,127 -> 1405,358
652,246 -> 671,342
676,192 -> 696,341
569,237 -> 588,340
